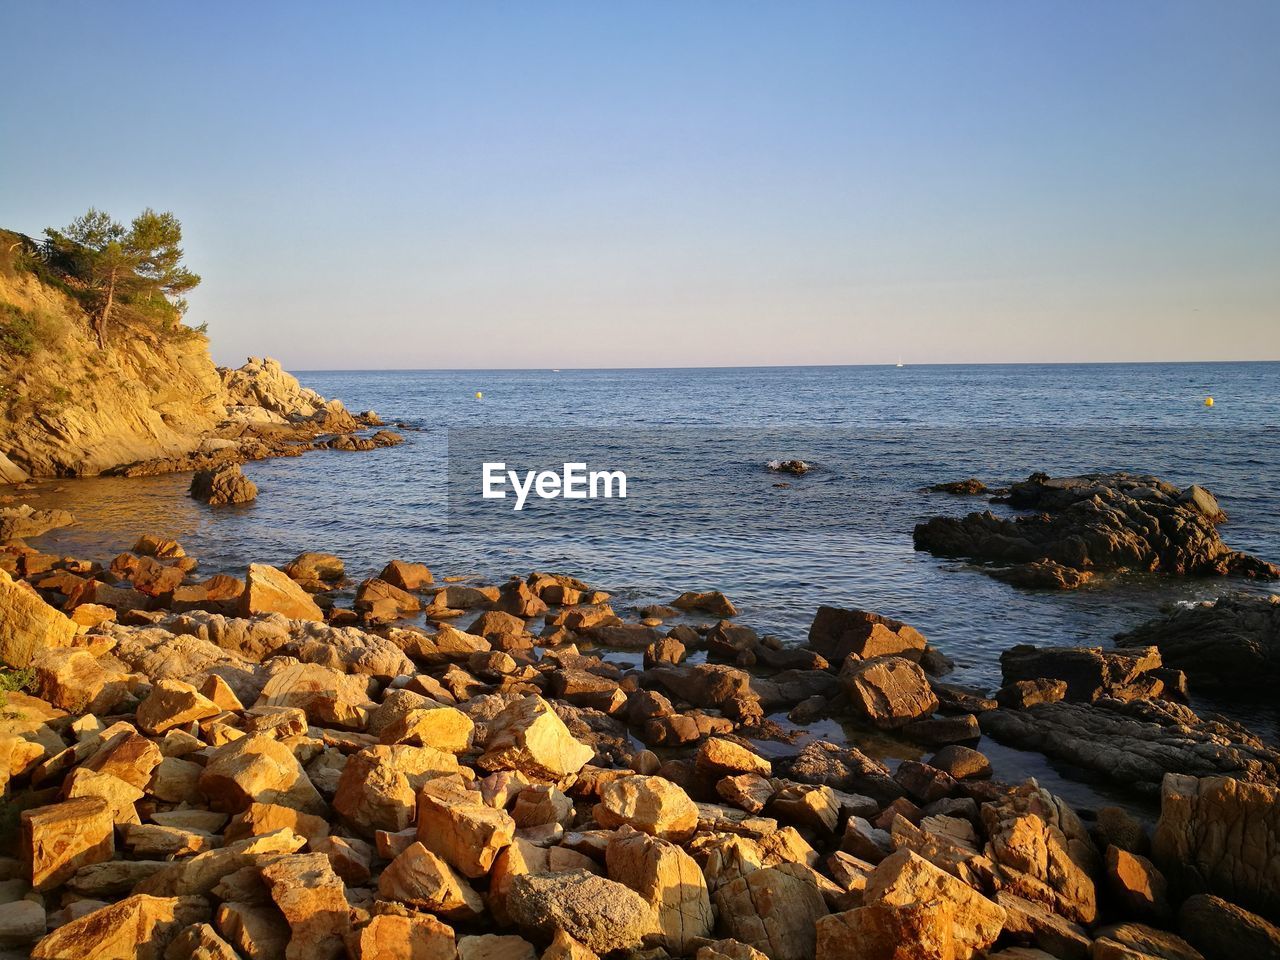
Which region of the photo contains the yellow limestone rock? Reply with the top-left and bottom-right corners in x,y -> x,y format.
864,850 -> 1005,960
239,563 -> 324,621
22,796 -> 115,890
477,695 -> 594,779
607,826 -> 712,953
416,778 -> 515,878
378,841 -> 485,920
30,893 -> 209,960
198,734 -> 325,814
0,568 -> 76,668
260,853 -> 355,960
594,774 -> 699,842
359,913 -> 457,960
136,678 -> 222,735
713,862 -> 830,960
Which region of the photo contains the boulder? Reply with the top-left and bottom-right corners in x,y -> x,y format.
359,914 -> 457,960
477,695 -> 595,779
0,569 -> 77,667
378,841 -> 485,920
1178,893 -> 1280,960
507,869 -> 655,954
190,463 -> 257,505
22,796 -> 115,891
1154,774 -> 1280,921
807,607 -> 927,663
607,826 -> 713,952
135,678 -> 222,735
840,656 -> 938,729
417,779 -> 516,878
29,647 -> 131,714
1091,922 -> 1203,960
672,591 -> 738,618
260,853 -> 354,960
595,774 -> 699,841
1106,845 -> 1170,922
380,559 -> 434,590
256,660 -> 374,729
380,701 -> 475,752
999,644 -> 1162,702
696,738 -> 772,779
816,900 -> 957,960
30,894 -> 209,960
238,563 -> 324,621
981,782 -> 1098,925
161,923 -> 240,960
198,734 -> 325,814
333,744 -> 460,836
714,862 -> 830,960
0,504 -> 75,541
865,850 -> 1005,959
1115,594 -> 1280,691
282,552 -> 345,585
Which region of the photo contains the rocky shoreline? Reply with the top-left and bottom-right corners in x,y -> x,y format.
1,491 -> 1280,959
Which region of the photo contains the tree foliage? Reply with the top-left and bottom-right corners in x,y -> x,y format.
44,208 -> 201,346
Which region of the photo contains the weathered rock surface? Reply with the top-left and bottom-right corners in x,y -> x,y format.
190,463 -> 258,505
507,869 -> 655,954
980,698 -> 1280,794
595,774 -> 700,841
914,472 -> 1278,582
30,893 -> 209,960
239,563 -> 324,621
808,607 -> 928,663
607,826 -> 713,952
478,695 -> 595,779
1178,893 -> 1280,960
840,656 -> 938,729
714,862 -> 830,960
1154,774 -> 1280,921
0,568 -> 77,667
1116,594 -> 1280,691
865,850 -> 1005,959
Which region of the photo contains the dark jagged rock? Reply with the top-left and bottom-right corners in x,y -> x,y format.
914,471 -> 1278,583
1179,893 -> 1280,960
999,644 -> 1163,702
980,697 -> 1280,795
1115,594 -> 1280,690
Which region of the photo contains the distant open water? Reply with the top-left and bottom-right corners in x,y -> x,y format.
26,363 -> 1280,772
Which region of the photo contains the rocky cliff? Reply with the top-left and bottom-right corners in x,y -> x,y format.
0,232 -> 374,480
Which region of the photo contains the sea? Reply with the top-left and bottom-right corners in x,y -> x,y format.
23,362 -> 1280,811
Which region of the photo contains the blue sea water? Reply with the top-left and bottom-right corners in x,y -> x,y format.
27,362 -> 1280,750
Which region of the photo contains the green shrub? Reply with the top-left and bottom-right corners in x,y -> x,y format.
0,302 -> 38,356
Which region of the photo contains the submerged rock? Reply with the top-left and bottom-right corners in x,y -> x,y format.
0,504 -> 75,541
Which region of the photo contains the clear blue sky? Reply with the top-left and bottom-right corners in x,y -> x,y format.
3,1 -> 1277,368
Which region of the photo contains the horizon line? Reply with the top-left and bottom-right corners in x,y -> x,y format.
278,358 -> 1280,374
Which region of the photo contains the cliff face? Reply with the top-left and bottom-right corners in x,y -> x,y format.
0,248 -> 226,479
0,233 -> 363,480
